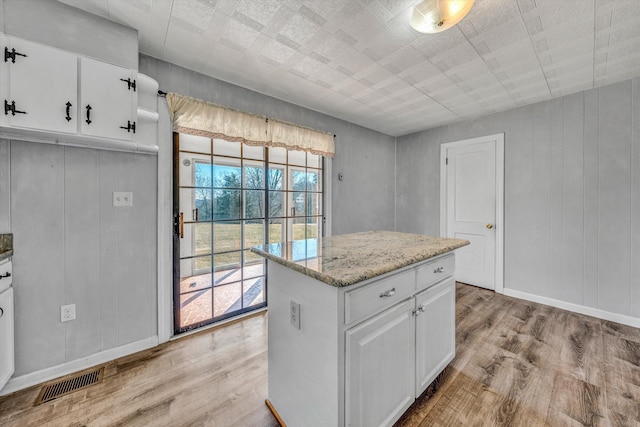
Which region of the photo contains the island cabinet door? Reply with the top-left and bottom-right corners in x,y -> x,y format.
345,298 -> 415,427
414,277 -> 455,396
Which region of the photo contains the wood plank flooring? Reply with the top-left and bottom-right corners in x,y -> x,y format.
1,284 -> 640,426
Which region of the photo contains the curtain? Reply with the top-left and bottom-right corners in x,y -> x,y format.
167,93 -> 335,157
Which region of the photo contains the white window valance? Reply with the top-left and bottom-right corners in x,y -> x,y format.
166,93 -> 335,157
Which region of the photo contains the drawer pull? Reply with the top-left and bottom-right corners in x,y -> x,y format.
0,272 -> 10,279
379,288 -> 396,298
434,267 -> 444,274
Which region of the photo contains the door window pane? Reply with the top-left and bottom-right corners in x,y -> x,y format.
245,190 -> 265,219
243,277 -> 265,307
268,191 -> 285,218
269,147 -> 287,164
213,138 -> 240,157
244,162 -> 265,189
214,190 -> 241,220
288,149 -> 306,166
243,144 -> 264,160
180,134 -> 211,154
268,167 -> 284,190
245,220 -> 265,248
213,221 -> 242,253
268,219 -> 285,243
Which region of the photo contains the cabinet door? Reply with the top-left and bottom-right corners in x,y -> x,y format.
0,287 -> 14,391
79,57 -> 136,141
1,35 -> 77,133
346,298 -> 415,427
415,277 -> 455,396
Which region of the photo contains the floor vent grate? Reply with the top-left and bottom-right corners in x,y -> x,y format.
34,367 -> 104,406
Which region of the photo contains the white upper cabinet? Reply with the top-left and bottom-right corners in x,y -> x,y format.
0,34 -> 149,151
1,34 -> 77,134
80,57 -> 137,141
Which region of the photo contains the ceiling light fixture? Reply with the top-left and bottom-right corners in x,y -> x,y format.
409,0 -> 475,34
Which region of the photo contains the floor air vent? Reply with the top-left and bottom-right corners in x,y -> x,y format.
35,367 -> 104,405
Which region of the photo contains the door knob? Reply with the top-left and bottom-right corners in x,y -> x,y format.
486,223 -> 494,229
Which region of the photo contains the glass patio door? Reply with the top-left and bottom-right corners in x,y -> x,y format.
173,133 -> 324,333
174,133 -> 267,333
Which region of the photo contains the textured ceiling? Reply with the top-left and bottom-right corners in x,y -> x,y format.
58,0 -> 640,137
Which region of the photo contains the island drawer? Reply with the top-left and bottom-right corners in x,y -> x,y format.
416,254 -> 454,291
345,269 -> 414,325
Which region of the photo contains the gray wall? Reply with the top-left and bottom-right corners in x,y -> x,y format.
138,55 -> 397,235
0,0 -> 138,69
1,141 -> 157,376
396,78 -> 640,318
0,0 -> 157,377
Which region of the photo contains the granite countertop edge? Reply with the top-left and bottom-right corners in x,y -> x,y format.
251,234 -> 469,288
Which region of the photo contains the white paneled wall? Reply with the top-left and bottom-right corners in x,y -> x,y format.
5,141 -> 157,376
396,77 -> 640,322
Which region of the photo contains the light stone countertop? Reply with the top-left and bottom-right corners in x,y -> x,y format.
0,233 -> 12,262
251,230 -> 469,287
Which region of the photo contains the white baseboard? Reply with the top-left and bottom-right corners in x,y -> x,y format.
0,336 -> 159,396
503,288 -> 640,329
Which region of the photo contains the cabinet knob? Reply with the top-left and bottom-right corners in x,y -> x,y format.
486,223 -> 494,229
413,305 -> 426,316
379,288 -> 395,298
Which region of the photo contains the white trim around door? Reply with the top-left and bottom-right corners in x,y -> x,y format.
440,133 -> 504,294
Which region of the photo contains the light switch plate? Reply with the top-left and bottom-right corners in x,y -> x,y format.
113,192 -> 133,207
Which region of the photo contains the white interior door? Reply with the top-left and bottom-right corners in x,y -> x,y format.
441,134 -> 503,291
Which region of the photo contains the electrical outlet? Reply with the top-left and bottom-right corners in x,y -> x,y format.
113,192 -> 133,207
290,300 -> 300,330
61,304 -> 76,322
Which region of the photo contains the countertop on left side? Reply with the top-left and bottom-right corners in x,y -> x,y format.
0,233 -> 13,262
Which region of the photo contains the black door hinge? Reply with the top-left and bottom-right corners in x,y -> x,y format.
4,47 -> 27,63
120,120 -> 136,133
120,78 -> 136,91
4,100 -> 26,116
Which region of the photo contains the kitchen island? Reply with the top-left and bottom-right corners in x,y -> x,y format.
251,230 -> 469,427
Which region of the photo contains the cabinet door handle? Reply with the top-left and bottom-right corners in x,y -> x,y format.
379,288 -> 395,298
65,101 -> 72,122
0,307 -> 3,318
4,100 -> 26,116
0,272 -> 10,279
434,266 -> 444,274
85,105 -> 92,124
413,305 -> 426,316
